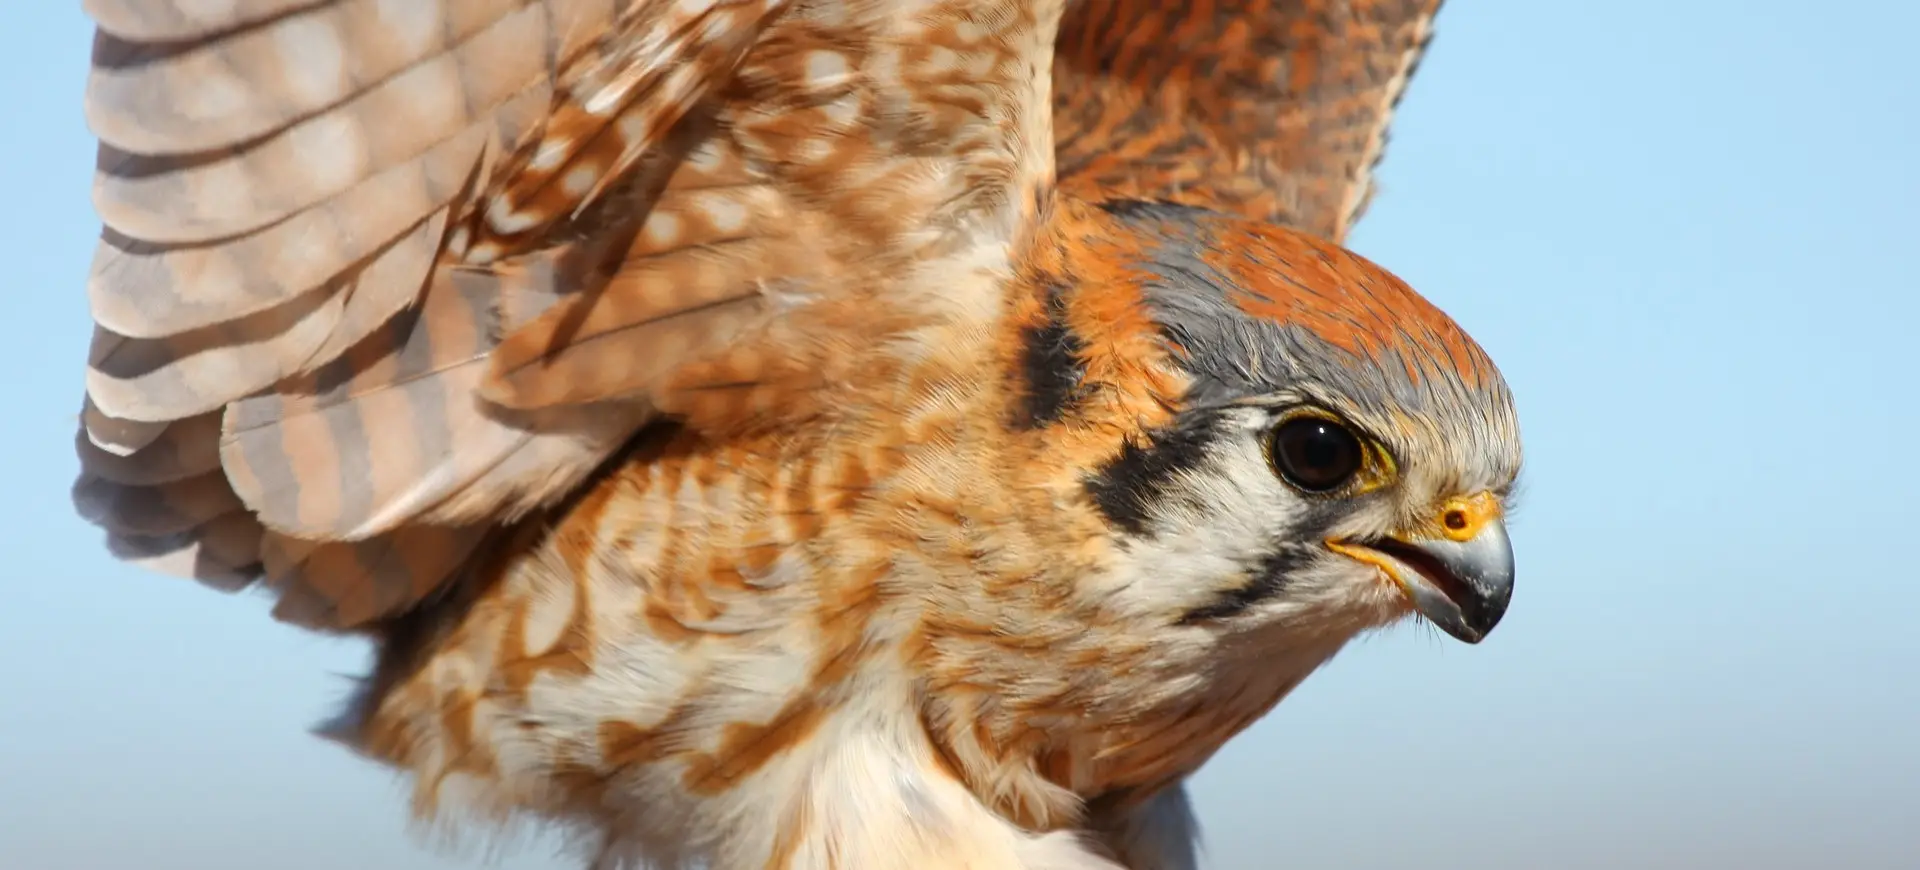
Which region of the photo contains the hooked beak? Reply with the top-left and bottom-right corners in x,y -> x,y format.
1326,492 -> 1515,644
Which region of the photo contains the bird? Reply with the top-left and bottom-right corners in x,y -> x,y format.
70,0 -> 1520,867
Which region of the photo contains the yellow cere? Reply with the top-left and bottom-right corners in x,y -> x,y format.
1435,491 -> 1502,542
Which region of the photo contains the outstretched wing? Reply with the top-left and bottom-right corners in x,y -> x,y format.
74,0 -> 1063,629
1052,0 -> 1444,242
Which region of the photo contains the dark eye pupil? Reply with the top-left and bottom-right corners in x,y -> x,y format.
1271,417 -> 1363,492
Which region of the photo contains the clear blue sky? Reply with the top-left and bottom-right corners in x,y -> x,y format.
3,3 -> 1915,869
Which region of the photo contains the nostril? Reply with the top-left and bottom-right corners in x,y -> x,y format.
1443,509 -> 1469,531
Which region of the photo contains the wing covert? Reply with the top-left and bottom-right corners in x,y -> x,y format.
1052,0 -> 1444,242
74,0 -> 1066,630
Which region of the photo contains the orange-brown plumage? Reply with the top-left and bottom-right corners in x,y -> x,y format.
73,2 -> 1520,867
1054,0 -> 1444,239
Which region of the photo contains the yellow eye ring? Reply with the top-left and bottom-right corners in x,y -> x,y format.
1264,409 -> 1395,496
1267,415 -> 1363,492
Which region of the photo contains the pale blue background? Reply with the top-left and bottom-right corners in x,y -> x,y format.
2,2 -> 1915,869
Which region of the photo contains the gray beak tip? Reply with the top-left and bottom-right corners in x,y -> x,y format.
1334,512 -> 1515,645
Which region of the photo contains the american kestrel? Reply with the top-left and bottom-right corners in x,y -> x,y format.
72,0 -> 1520,867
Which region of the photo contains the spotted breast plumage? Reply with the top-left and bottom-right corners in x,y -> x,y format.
71,1 -> 1520,867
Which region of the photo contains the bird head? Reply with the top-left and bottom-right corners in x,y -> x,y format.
1047,199 -> 1523,648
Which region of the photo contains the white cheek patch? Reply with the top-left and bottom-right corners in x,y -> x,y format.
1101,414 -> 1409,637
1099,419 -> 1298,620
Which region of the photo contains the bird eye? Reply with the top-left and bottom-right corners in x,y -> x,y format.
1268,416 -> 1365,493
